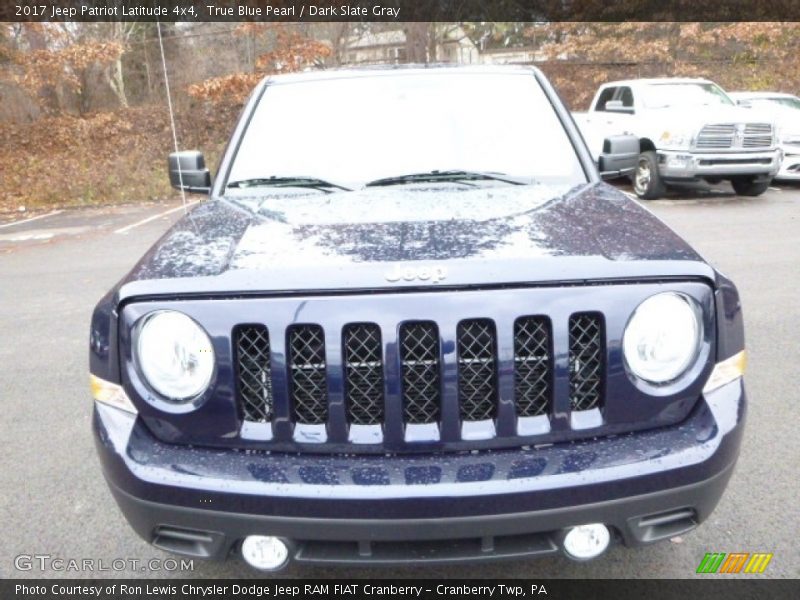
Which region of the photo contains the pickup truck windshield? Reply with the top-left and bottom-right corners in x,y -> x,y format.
641,83 -> 734,109
226,72 -> 587,192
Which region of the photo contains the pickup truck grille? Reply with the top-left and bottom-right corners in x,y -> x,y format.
235,314 -> 605,438
695,123 -> 773,150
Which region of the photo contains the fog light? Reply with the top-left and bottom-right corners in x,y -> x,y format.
240,536 -> 289,571
665,154 -> 693,170
562,523 -> 610,560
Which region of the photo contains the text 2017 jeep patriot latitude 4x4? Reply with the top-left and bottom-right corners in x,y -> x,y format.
90,66 -> 746,571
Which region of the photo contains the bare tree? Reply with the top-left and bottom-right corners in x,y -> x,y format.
404,23 -> 432,63
103,22 -> 138,108
320,22 -> 359,66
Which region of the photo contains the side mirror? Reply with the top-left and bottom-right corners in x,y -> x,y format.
737,100 -> 753,108
168,151 -> 212,194
598,134 -> 639,180
604,100 -> 634,114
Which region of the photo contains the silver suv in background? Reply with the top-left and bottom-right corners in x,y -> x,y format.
730,91 -> 800,181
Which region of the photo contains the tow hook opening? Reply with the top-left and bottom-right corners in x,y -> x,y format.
559,523 -> 612,561
240,535 -> 292,572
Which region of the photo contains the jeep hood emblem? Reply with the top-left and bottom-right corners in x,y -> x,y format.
385,265 -> 447,284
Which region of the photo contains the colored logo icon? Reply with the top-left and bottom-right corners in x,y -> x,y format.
696,552 -> 773,574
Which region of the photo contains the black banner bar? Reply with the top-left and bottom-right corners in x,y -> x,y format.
4,579 -> 799,600
3,0 -> 800,22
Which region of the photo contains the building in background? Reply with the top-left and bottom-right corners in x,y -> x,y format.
341,27 -> 479,65
478,46 -> 546,64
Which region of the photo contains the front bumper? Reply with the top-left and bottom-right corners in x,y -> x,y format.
93,379 -> 746,566
658,149 -> 781,180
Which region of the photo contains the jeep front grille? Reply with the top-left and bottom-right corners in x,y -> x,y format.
568,313 -> 605,411
288,325 -> 328,424
234,314 -> 608,437
400,321 -> 441,424
130,282 -> 717,452
343,323 -> 384,425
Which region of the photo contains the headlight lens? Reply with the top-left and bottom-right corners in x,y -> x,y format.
136,311 -> 214,401
781,131 -> 800,145
623,293 -> 702,384
659,129 -> 694,148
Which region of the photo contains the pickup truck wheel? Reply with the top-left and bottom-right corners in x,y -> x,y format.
632,151 -> 665,200
730,177 -> 770,197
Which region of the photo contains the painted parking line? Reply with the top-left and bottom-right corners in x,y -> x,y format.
0,232 -> 54,242
0,209 -> 64,230
769,187 -> 781,192
114,201 -> 198,234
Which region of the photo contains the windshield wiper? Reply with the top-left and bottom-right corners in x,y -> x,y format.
365,170 -> 529,187
227,176 -> 351,192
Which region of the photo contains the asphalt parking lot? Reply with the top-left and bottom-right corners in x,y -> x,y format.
0,182 -> 798,579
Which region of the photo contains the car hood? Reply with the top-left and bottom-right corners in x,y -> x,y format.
769,107 -> 800,136
654,104 -> 774,129
117,182 -> 712,301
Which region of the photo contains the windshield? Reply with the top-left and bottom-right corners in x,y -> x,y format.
641,83 -> 734,109
747,96 -> 800,111
225,72 -> 586,192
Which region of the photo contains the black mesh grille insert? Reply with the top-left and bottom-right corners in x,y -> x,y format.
513,317 -> 551,417
568,313 -> 605,411
288,325 -> 328,425
234,311 -> 608,438
343,323 -> 384,425
400,322 -> 441,424
457,319 -> 497,421
235,325 -> 272,422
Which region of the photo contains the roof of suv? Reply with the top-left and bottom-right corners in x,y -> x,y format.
262,63 -> 541,85
729,91 -> 798,99
601,77 -> 714,87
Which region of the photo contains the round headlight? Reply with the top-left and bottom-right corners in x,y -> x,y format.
623,293 -> 702,384
136,311 -> 214,401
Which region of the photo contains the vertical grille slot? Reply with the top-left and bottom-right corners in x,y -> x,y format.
696,124 -> 735,149
513,317 -> 551,417
288,325 -> 328,425
399,322 -> 441,424
457,319 -> 497,421
568,313 -> 605,411
343,323 -> 384,425
743,123 -> 773,148
235,325 -> 272,422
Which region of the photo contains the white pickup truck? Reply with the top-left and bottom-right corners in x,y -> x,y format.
573,78 -> 782,199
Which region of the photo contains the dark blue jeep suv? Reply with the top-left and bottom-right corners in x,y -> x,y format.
90,66 -> 746,570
